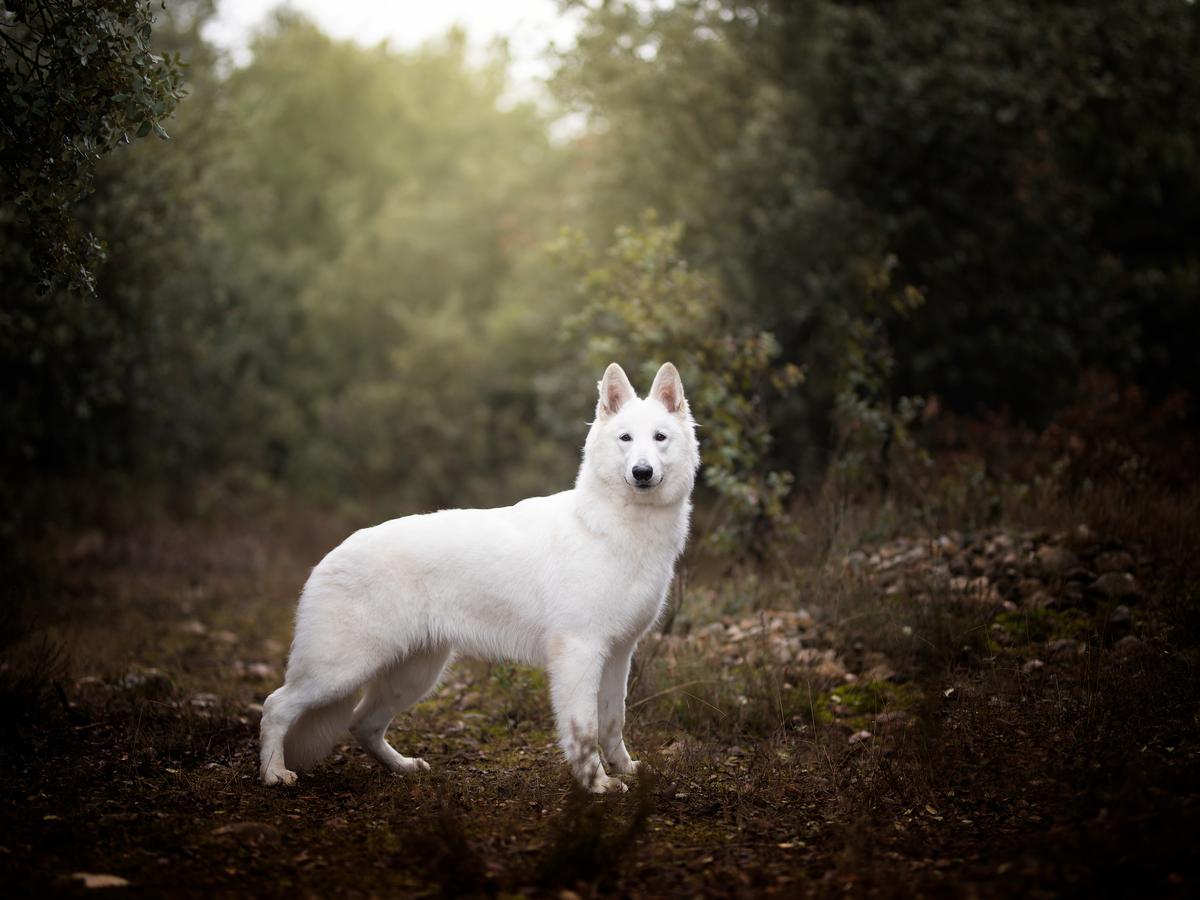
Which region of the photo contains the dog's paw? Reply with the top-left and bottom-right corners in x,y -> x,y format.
588,774 -> 629,794
611,758 -> 641,776
261,767 -> 297,787
396,757 -> 430,774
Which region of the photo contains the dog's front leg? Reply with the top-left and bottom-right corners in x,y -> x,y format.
598,646 -> 639,776
549,637 -> 626,793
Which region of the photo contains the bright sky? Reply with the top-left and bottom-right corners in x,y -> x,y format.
203,0 -> 584,93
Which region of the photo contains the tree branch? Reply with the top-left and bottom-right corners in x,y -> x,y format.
0,27 -> 44,79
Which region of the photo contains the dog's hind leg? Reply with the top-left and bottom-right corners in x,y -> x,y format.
259,684 -> 301,786
349,644 -> 451,774
261,628 -> 382,785
260,672 -> 362,786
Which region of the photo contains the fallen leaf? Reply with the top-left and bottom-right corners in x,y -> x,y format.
64,873 -> 130,889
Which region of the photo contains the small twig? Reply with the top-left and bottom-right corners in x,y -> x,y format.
0,28 -> 42,73
53,679 -> 72,716
629,680 -> 725,717
674,692 -> 727,718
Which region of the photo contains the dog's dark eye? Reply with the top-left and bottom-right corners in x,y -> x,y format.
619,433 -> 632,442
654,432 -> 667,442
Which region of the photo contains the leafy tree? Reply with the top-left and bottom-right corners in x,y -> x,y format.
554,0 -> 1200,438
0,1 -> 205,490
0,0 -> 185,293
811,0 -> 1200,414
553,0 -> 880,469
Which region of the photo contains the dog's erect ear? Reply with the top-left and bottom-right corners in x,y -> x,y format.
598,362 -> 636,417
649,362 -> 686,415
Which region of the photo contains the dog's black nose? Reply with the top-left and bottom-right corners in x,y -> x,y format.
632,463 -> 654,483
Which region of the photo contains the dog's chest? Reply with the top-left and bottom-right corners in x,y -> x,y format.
605,536 -> 677,636
556,496 -> 688,640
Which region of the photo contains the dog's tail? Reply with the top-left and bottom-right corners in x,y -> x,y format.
283,694 -> 358,772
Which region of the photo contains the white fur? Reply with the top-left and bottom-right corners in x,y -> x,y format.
259,362 -> 699,793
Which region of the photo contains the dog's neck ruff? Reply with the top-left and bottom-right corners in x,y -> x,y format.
571,471 -> 692,557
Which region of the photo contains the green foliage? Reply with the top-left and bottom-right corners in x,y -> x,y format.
214,19 -> 566,510
812,680 -> 922,728
1,2 -> 222,478
0,0 -> 185,293
555,0 -> 1200,432
554,0 -> 870,463
3,0 -> 1199,561
828,257 -> 931,501
553,216 -> 803,550
989,607 -> 1092,654
813,0 -> 1200,414
1,12 -> 571,513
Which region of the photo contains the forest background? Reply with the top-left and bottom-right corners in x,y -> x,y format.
4,0 -> 1197,553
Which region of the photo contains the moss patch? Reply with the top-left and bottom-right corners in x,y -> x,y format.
989,607 -> 1092,653
812,680 -> 922,728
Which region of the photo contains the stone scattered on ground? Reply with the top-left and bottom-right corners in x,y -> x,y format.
1114,635 -> 1148,658
842,527 -> 1143,617
1093,572 -> 1138,601
657,609 -> 838,673
1109,604 -> 1132,627
212,822 -> 281,845
235,661 -> 277,681
1047,638 -> 1083,659
118,668 -> 175,698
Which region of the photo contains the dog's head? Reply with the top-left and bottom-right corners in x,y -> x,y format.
581,362 -> 700,506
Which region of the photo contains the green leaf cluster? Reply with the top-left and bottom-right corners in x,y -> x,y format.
1,0 -> 185,293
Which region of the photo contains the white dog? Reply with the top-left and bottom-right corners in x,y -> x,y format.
259,362 -> 699,793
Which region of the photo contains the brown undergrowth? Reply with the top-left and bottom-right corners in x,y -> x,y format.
0,466 -> 1197,897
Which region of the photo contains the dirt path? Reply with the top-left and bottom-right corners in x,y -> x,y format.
1,517 -> 1196,897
